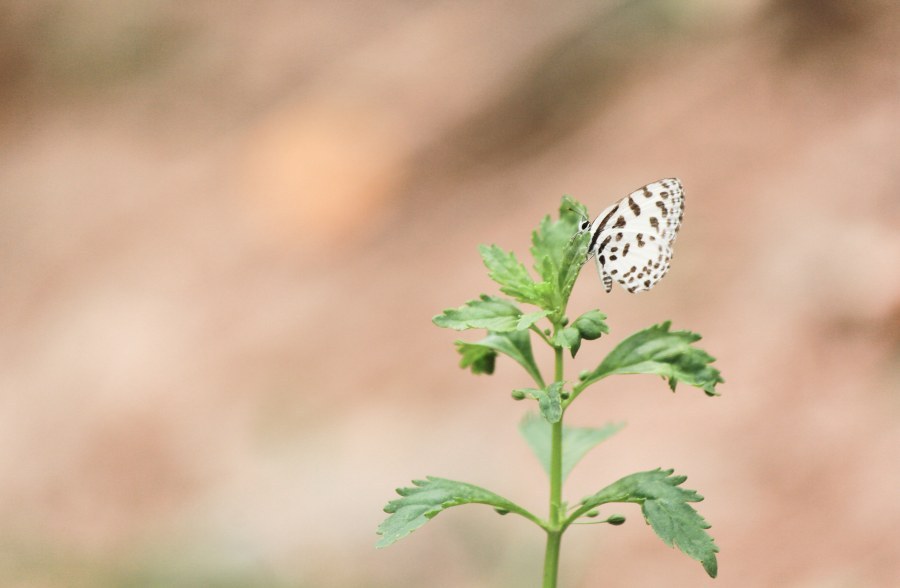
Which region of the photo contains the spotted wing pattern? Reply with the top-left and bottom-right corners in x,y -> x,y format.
586,178 -> 684,293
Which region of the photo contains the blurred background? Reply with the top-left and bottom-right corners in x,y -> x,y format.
1,0 -> 899,586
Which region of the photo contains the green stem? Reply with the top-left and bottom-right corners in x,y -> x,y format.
542,345 -> 565,588
530,324 -> 554,348
542,529 -> 562,587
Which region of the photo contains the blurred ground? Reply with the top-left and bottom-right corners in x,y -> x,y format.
1,0 -> 899,586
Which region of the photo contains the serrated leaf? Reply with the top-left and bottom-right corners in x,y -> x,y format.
557,230 -> 590,303
530,196 -> 591,310
516,310 -> 551,330
514,382 -> 563,423
554,326 -> 582,358
377,477 -> 534,548
479,244 -> 549,307
580,321 -> 723,396
571,310 -> 609,340
575,469 -> 718,578
433,295 -> 523,332
531,195 -> 590,274
455,329 -> 542,384
531,215 -> 570,282
534,251 -> 559,287
560,194 -> 588,222
520,413 -> 625,480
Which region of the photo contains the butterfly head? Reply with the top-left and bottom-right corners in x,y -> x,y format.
568,207 -> 591,234
567,210 -> 593,252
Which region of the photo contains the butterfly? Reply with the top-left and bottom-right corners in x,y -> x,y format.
576,178 -> 684,293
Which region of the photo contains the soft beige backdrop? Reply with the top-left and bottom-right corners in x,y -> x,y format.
1,1 -> 898,586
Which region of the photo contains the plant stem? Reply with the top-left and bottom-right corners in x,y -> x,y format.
542,345 -> 565,588
530,324 -> 554,348
542,528 -> 562,587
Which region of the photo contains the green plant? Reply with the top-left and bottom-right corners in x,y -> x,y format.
376,196 -> 723,586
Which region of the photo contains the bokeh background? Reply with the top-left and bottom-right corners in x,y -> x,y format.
2,1 -> 899,586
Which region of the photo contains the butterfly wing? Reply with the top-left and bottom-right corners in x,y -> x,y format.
588,178 -> 684,293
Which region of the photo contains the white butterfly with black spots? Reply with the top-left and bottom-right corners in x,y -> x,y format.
576,178 -> 684,293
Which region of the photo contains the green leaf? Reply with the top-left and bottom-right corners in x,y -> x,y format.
571,310 -> 609,340
579,321 -> 723,396
478,196 -> 589,316
377,477 -> 538,548
553,311 -> 609,358
529,196 -> 591,311
516,310 -> 552,330
514,382 -> 563,423
554,326 -> 582,358
455,329 -> 543,384
520,413 -> 625,480
433,295 -> 523,332
557,229 -> 590,304
574,469 -> 719,578
531,195 -> 589,275
560,194 -> 588,222
479,244 -> 551,307
531,216 -> 571,283
456,342 -> 496,374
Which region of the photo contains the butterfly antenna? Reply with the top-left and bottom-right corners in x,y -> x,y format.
566,206 -> 590,245
567,206 -> 588,222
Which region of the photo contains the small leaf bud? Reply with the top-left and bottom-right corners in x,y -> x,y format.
607,514 -> 626,526
560,316 -> 569,326
578,370 -> 590,381
585,509 -> 600,518
560,391 -> 570,400
494,508 -> 510,516
511,390 -> 526,400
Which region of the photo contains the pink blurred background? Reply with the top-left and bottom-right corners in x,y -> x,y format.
1,1 -> 899,586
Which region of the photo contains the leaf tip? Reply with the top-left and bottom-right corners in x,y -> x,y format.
703,555 -> 718,578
